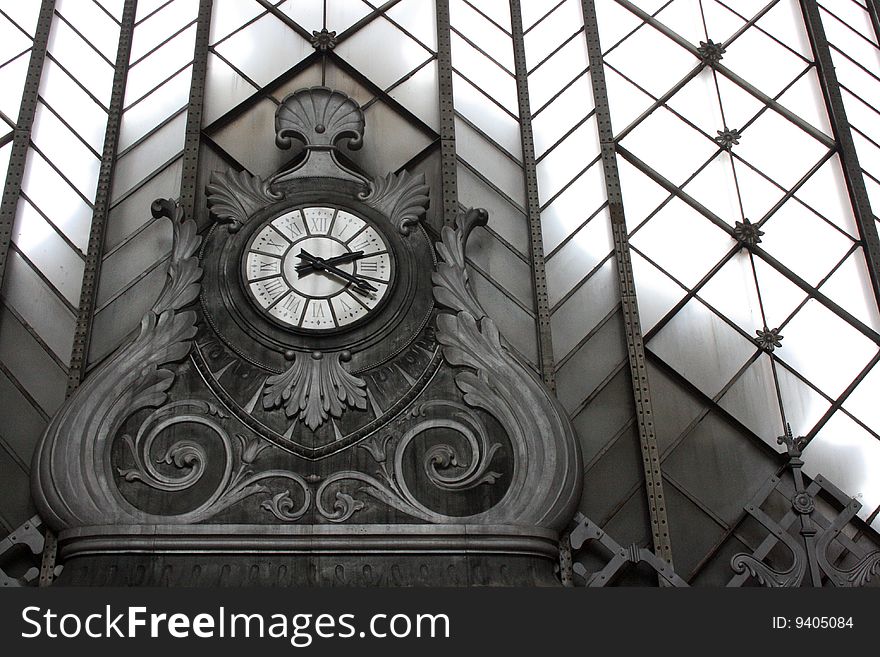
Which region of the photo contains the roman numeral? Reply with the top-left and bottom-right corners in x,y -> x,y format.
264,279 -> 286,300
307,216 -> 330,233
359,261 -> 378,272
265,238 -> 284,249
281,295 -> 301,312
312,303 -> 325,318
258,260 -> 276,271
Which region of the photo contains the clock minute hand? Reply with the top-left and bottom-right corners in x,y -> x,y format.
295,250 -> 364,275
298,250 -> 377,293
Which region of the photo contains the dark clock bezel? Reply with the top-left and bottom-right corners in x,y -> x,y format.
200,179 -> 435,370
239,205 -> 397,335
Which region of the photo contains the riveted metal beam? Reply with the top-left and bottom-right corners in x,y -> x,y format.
179,0 -> 213,222
799,0 -> 880,313
66,0 -> 137,393
581,0 -> 674,574
0,0 -> 55,293
436,0 -> 458,226
510,0 -> 556,390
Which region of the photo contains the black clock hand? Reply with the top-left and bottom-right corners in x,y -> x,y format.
295,250 -> 365,275
298,250 -> 377,293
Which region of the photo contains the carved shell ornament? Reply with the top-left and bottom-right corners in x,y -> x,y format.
275,87 -> 365,151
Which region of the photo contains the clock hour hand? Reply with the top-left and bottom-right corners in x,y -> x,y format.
297,250 -> 377,294
295,250 -> 365,275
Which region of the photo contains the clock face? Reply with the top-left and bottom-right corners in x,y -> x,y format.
242,206 -> 394,331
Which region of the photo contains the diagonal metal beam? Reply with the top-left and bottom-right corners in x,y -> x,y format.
67,0 -> 137,392
581,0 -> 675,576
510,0 -> 556,390
436,0 -> 458,226
179,0 -> 213,223
0,0 -> 55,293
799,0 -> 880,313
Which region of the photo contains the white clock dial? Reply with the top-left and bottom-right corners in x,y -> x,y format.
243,206 -> 394,331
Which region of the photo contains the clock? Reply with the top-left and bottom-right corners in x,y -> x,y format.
242,206 -> 394,332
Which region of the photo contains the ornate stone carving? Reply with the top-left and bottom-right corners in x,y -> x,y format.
315,400 -> 504,522
206,169 -> 280,232
261,350 -> 367,431
360,171 -> 430,235
272,87 -> 367,187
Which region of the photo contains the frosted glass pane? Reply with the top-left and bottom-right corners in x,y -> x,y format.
794,155 -> 859,238
30,102 -> 101,199
751,257 -> 807,329
649,297 -> 757,398
532,73 -> 593,157
603,21 -> 698,98
21,149 -> 92,252
718,353 -> 785,446
450,31 -> 517,114
803,412 -> 880,523
2,249 -> 76,364
210,0 -> 263,45
466,0 -> 511,32
120,65 -> 192,151
775,360 -> 829,440
759,197 -> 853,286
0,52 -> 31,123
736,109 -> 830,190
779,300 -> 878,398
630,197 -> 733,288
204,53 -> 258,127
844,360 -> 880,437
56,0 -> 121,61
550,258 -> 619,358
454,118 -> 525,209
12,198 -> 85,306
215,15 -> 311,89
387,0 -> 437,52
131,0 -> 198,62
452,73 -> 522,159
546,212 -> 613,306
335,16 -> 432,90
526,36 -> 589,111
0,13 -> 31,64
39,59 -> 108,152
450,0 -> 514,72
698,252 -> 763,334
541,162 -> 606,253
125,23 -> 196,106
523,0 -> 583,70
537,116 -> 600,201
665,69 -> 724,138
630,248 -> 686,333
48,18 -> 115,106
325,0 -> 373,33
723,24 -> 809,97
0,0 -> 41,35
389,61 -> 439,132
621,106 -> 717,185
680,153 -> 742,227
753,0 -> 812,59
819,248 -> 880,332
112,110 -> 187,201
776,70 -> 832,139
278,0 -> 323,33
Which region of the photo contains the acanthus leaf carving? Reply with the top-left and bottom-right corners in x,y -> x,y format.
360,171 -> 430,235
262,351 -> 367,431
206,169 -> 279,232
